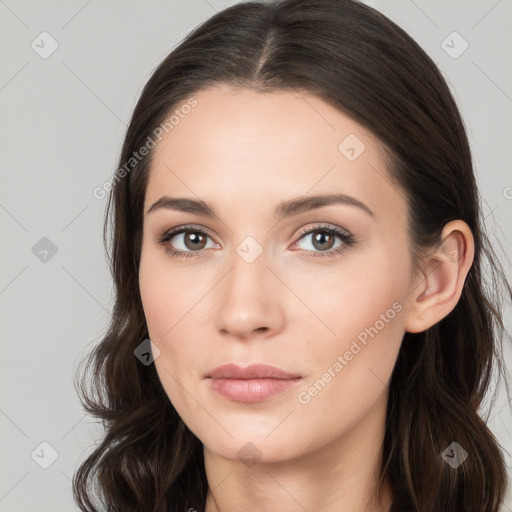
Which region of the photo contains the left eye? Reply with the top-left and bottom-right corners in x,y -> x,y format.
295,229 -> 343,252
291,226 -> 355,258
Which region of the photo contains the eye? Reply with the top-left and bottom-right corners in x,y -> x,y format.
158,225 -> 218,258
291,224 -> 356,258
158,223 -> 356,260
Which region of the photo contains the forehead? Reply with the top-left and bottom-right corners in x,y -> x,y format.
145,85 -> 406,226
154,84 -> 373,161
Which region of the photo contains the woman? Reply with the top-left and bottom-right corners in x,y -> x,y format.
73,0 -> 511,510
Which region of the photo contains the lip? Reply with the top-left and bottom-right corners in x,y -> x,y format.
205,364 -> 302,403
205,363 -> 300,380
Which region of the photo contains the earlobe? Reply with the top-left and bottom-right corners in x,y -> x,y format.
404,220 -> 475,334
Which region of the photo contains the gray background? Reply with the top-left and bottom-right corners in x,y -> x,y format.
1,0 -> 511,510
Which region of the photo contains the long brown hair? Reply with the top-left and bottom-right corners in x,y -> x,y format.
73,1 -> 511,510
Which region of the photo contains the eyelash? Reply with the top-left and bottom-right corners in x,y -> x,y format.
158,223 -> 356,260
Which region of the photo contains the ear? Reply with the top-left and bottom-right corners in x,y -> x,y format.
404,220 -> 475,333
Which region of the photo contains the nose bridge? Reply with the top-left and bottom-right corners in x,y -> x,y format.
214,239 -> 283,338
228,244 -> 267,296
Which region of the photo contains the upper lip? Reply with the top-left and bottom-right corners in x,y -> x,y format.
206,363 -> 300,380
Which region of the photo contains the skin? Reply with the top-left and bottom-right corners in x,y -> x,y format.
138,84 -> 474,512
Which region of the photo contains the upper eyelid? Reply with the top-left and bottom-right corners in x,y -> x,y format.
161,223 -> 351,246
295,222 -> 351,238
162,224 -> 218,242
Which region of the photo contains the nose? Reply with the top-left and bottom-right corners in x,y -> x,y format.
214,246 -> 285,340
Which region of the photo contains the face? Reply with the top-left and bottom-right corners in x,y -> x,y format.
139,84 -> 415,463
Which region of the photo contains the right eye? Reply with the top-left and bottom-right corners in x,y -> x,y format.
158,225 -> 219,258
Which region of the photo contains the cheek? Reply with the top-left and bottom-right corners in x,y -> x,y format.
139,247 -> 203,341
139,258 -> 204,422
138,248 -> 210,383
300,245 -> 409,343
294,247 -> 409,405
293,293 -> 405,446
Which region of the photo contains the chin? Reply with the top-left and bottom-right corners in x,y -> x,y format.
200,429 -> 309,465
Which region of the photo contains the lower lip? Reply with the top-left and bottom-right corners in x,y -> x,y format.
208,377 -> 301,402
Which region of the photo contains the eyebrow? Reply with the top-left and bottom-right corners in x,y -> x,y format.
146,193 -> 375,220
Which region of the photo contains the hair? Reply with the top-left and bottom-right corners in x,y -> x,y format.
72,0 -> 512,510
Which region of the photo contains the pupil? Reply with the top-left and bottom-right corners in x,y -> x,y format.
186,232 -> 205,250
313,231 -> 333,251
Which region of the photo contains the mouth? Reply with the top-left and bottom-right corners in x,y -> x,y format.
205,364 -> 302,402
